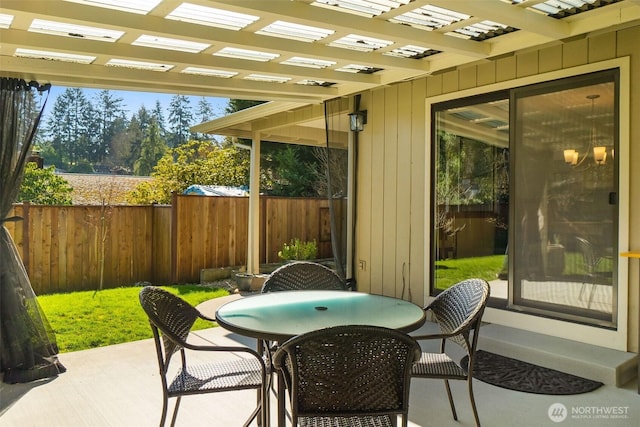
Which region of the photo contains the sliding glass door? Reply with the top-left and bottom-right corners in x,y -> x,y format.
511,71 -> 618,327
432,69 -> 619,328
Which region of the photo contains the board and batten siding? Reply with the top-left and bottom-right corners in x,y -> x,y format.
353,24 -> 639,351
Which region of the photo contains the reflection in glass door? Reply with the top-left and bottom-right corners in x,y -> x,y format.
431,69 -> 619,328
511,71 -> 618,327
432,91 -> 510,298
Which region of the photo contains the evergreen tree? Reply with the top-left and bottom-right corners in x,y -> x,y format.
126,107 -> 151,171
134,117 -> 167,176
137,105 -> 152,133
225,99 -> 265,114
222,98 -> 323,196
93,90 -> 126,164
46,87 -> 96,169
268,145 -> 320,197
36,141 -> 65,170
167,95 -> 193,147
195,97 -> 215,141
152,100 -> 166,139
109,117 -> 135,173
196,97 -> 214,123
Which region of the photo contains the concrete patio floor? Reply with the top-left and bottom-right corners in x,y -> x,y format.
1,322 -> 638,427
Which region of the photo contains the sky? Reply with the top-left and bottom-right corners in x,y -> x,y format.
41,85 -> 230,124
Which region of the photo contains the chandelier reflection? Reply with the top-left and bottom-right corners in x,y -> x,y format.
563,94 -> 608,166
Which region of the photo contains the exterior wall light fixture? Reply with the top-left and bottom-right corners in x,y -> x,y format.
348,110 -> 367,132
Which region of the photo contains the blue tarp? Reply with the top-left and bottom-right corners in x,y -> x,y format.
183,185 -> 248,197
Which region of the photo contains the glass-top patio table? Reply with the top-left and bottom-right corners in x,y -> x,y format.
216,290 -> 426,341
215,290 -> 426,426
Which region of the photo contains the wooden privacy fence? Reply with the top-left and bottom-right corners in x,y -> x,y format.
5,195 -> 333,294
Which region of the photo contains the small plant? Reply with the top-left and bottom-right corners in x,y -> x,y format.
278,238 -> 318,261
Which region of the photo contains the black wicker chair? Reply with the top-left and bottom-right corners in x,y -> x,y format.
261,261 -> 346,292
261,261 -> 347,378
576,236 -> 613,308
411,278 -> 490,427
273,325 -> 421,427
139,286 -> 267,427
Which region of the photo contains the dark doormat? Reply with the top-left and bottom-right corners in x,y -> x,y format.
462,350 -> 604,395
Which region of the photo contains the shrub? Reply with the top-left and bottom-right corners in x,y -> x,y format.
69,159 -> 94,173
18,163 -> 73,205
127,140 -> 250,204
278,238 -> 318,261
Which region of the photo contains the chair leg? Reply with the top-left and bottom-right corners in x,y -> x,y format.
159,396 -> 169,427
468,378 -> 481,427
246,382 -> 269,427
260,339 -> 278,398
256,383 -> 262,427
243,405 -> 260,427
444,379 -> 458,420
169,397 -> 181,427
578,283 -> 586,301
261,383 -> 270,427
587,283 -> 597,308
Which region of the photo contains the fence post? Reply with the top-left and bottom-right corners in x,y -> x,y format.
170,192 -> 177,283
21,202 -> 30,273
260,197 -> 266,264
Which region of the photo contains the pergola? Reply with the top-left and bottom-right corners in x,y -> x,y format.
2,0 -> 637,103
2,0 -> 639,274
0,0 -> 640,270
3,0 -> 640,390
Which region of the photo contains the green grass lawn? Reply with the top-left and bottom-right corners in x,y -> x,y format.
434,251 -> 606,290
40,252 -> 597,353
37,285 -> 229,353
434,255 -> 505,290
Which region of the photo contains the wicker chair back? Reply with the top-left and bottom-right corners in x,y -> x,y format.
428,278 -> 490,352
261,261 -> 346,292
273,325 -> 420,427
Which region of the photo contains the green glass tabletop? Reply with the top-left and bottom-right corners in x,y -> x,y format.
215,290 -> 426,341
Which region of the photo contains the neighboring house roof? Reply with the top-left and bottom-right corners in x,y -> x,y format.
183,184 -> 248,197
59,173 -> 152,205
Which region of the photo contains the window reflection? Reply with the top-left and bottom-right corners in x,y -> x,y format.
431,70 -> 618,327
432,92 -> 509,293
512,76 -> 617,326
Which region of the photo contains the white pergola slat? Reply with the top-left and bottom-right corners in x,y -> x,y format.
1,0 -> 636,103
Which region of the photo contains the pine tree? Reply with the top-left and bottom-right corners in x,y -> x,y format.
167,95 -> 193,147
195,97 -> 215,141
225,99 -> 265,114
126,106 -> 152,171
152,100 -> 166,139
134,118 -> 167,176
196,97 -> 214,122
46,88 -> 95,170
93,90 -> 126,164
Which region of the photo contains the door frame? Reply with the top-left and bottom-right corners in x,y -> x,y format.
424,57 -> 630,350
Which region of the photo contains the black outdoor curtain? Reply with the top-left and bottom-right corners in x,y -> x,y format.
323,98 -> 351,286
0,77 -> 65,383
